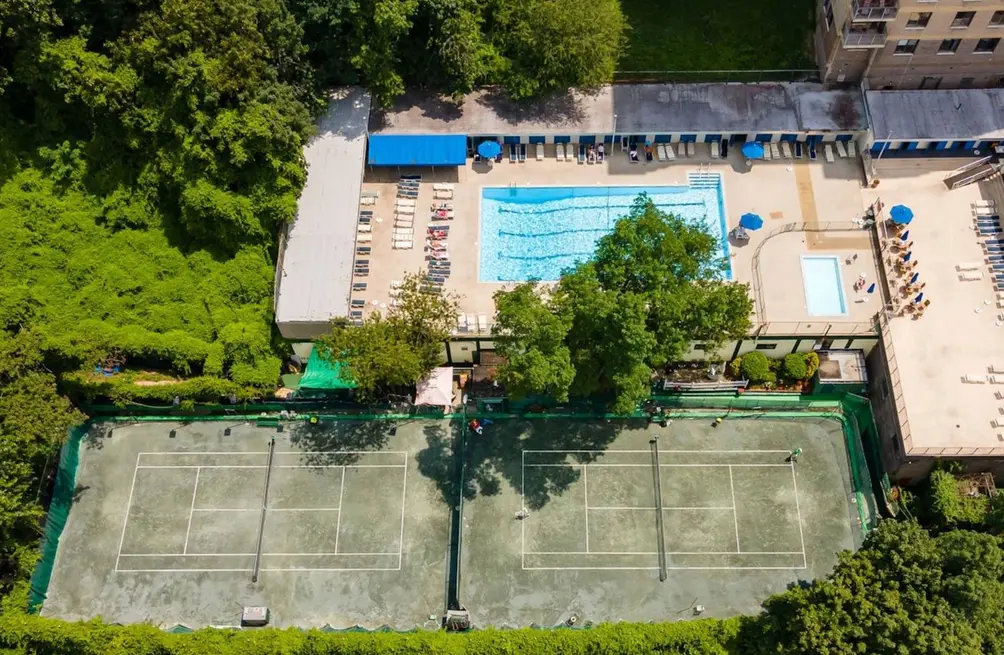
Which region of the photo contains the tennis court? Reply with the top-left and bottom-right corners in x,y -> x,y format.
41,420 -> 452,629
459,417 -> 861,626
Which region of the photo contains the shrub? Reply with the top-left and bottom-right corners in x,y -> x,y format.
804,351 -> 820,379
727,357 -> 743,378
739,352 -> 774,384
781,353 -> 808,381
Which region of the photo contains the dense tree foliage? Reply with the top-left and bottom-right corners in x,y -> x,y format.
320,273 -> 459,399
493,196 -> 753,413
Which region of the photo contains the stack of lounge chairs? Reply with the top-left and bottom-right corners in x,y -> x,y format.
433,183 -> 453,200
393,178 -> 419,249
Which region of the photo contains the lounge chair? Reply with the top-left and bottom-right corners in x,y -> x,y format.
359,196 -> 376,206
556,143 -> 565,161
770,142 -> 781,159
835,141 -> 847,158
478,314 -> 489,333
536,143 -> 544,160
396,199 -> 416,207
433,183 -> 453,191
709,143 -> 719,159
431,210 -> 454,220
395,205 -> 415,215
356,247 -> 371,254
795,141 -> 804,158
456,313 -> 468,333
519,144 -> 527,162
687,141 -> 695,157
809,145 -> 817,160
353,282 -> 367,291
629,148 -> 639,163
958,262 -> 982,271
781,141 -> 793,158
356,234 -> 372,243
467,314 -> 476,331
720,139 -> 728,158
824,144 -> 835,163
961,271 -> 984,281
509,144 -> 517,163
657,144 -> 667,161
578,143 -> 586,164
975,207 -> 998,216
762,144 -> 772,160
645,147 -> 653,162
847,140 -> 857,157
392,240 -> 413,250
975,200 -> 997,208
357,224 -> 371,233
397,188 -> 418,199
665,143 -> 676,160
433,188 -> 453,200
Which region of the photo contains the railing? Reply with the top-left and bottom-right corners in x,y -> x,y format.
612,69 -> 821,84
851,0 -> 898,22
661,379 -> 748,391
750,221 -> 882,336
756,321 -> 879,336
876,311 -> 913,454
842,22 -> 887,48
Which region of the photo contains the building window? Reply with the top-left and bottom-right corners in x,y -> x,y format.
693,343 -> 708,352
755,343 -> 778,351
975,37 -> 1001,53
952,11 -> 976,28
992,11 -> 1004,28
960,77 -> 975,89
894,39 -> 919,54
905,12 -> 931,29
823,0 -> 834,30
939,38 -> 961,54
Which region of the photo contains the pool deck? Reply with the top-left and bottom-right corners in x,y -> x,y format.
864,158 -> 1004,454
356,146 -> 880,336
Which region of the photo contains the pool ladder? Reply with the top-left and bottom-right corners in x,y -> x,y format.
688,170 -> 721,189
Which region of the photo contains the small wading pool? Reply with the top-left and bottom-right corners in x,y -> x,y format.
800,255 -> 848,316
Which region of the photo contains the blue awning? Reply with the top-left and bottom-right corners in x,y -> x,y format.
367,134 -> 468,166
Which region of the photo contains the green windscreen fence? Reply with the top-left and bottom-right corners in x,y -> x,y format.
28,426 -> 86,612
298,349 -> 357,391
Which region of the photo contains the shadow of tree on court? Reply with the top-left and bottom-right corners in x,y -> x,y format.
72,484 -> 90,504
286,420 -> 396,468
416,418 -> 648,510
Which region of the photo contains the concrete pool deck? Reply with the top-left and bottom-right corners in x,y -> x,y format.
355,147 -> 880,336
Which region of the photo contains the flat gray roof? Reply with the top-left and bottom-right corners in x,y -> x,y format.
276,88 -> 370,332
866,89 -> 1004,141
369,84 -> 867,136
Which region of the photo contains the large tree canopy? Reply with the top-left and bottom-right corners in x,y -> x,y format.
493,195 -> 753,413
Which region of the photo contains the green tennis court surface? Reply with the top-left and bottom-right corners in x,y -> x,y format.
41,420 -> 451,629
459,417 -> 860,626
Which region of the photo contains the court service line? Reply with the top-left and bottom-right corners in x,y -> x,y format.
521,449 -> 792,454
586,506 -> 734,511
182,467 -> 201,554
116,567 -> 402,573
525,463 -> 790,468
334,467 -> 346,554
520,451 -> 525,570
791,460 -> 808,569
397,462 -> 408,563
138,450 -> 410,456
134,464 -> 405,470
114,454 -> 142,572
119,551 -> 401,557
728,465 -> 740,554
524,551 -> 805,556
192,507 -> 341,512
582,463 -> 589,553
523,565 -> 808,571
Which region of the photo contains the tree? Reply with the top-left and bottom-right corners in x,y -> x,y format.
490,0 -> 627,100
492,282 -> 574,401
320,272 -> 458,399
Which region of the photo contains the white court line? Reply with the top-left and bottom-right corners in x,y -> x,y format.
587,506 -> 734,511
526,463 -> 790,468
729,465 -> 740,554
192,507 -> 341,512
791,459 -> 807,569
334,467 -> 346,554
522,449 -> 791,454
114,454 -> 142,572
524,565 -> 807,571
135,464 -> 404,470
526,551 -> 805,556
116,567 -> 402,573
138,450 -> 410,456
182,467 -> 201,554
521,450 -> 525,571
396,461 -> 408,570
582,462 -> 589,553
119,551 -> 400,557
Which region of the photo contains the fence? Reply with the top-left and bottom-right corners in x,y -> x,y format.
613,69 -> 821,84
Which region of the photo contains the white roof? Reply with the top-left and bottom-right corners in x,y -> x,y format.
275,88 -> 370,332
866,89 -> 1004,141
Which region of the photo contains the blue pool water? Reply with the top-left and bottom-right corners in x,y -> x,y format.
800,256 -> 848,316
479,179 -> 731,282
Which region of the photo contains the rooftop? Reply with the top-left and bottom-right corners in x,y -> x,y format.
275,88 -> 371,338
865,89 -> 1004,142
867,158 -> 1004,454
370,84 -> 868,136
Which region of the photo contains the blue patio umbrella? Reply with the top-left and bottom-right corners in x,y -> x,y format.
902,251 -> 912,262
741,142 -> 764,159
914,293 -> 924,304
900,230 -> 911,242
867,283 -> 876,293
890,205 -> 914,225
910,272 -> 920,284
477,140 -> 501,159
739,213 -> 764,230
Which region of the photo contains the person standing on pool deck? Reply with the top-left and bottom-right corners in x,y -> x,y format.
788,447 -> 802,463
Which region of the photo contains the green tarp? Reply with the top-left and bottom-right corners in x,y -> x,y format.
298,348 -> 357,390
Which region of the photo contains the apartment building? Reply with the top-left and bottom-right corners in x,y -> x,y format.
817,0 -> 1004,89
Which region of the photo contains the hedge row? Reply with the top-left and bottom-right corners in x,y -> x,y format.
0,614 -> 745,655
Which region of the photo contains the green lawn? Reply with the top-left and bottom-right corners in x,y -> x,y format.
618,0 -> 816,74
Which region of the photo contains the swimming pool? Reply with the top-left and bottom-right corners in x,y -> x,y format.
800,256 -> 848,316
479,177 -> 731,282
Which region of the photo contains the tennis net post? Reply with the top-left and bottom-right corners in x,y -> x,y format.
650,436 -> 668,582
251,436 -> 276,583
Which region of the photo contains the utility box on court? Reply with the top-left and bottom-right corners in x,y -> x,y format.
241,606 -> 270,627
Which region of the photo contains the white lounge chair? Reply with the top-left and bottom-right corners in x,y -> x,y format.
770,142 -> 781,159
965,373 -> 988,384
666,143 -> 676,160
762,144 -> 772,160
991,375 -> 1004,385
396,199 -> 416,208
975,207 -> 998,216
356,234 -> 372,243
847,141 -> 857,157
433,183 -> 453,191
433,188 -> 453,200
957,262 -> 982,271
396,206 -> 415,215
357,224 -> 372,233
456,313 -> 468,333
657,144 -> 666,161
556,143 -> 565,161
835,141 -> 847,158
710,143 -> 719,159
824,144 -> 835,163
466,314 -> 476,331
991,365 -> 1004,375
359,196 -> 376,206
961,271 -> 985,281
976,200 -> 997,208
686,142 -> 695,157
781,142 -> 792,158
536,143 -> 544,160
478,314 -> 489,333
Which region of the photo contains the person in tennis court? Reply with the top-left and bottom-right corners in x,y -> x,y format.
788,447 -> 802,463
